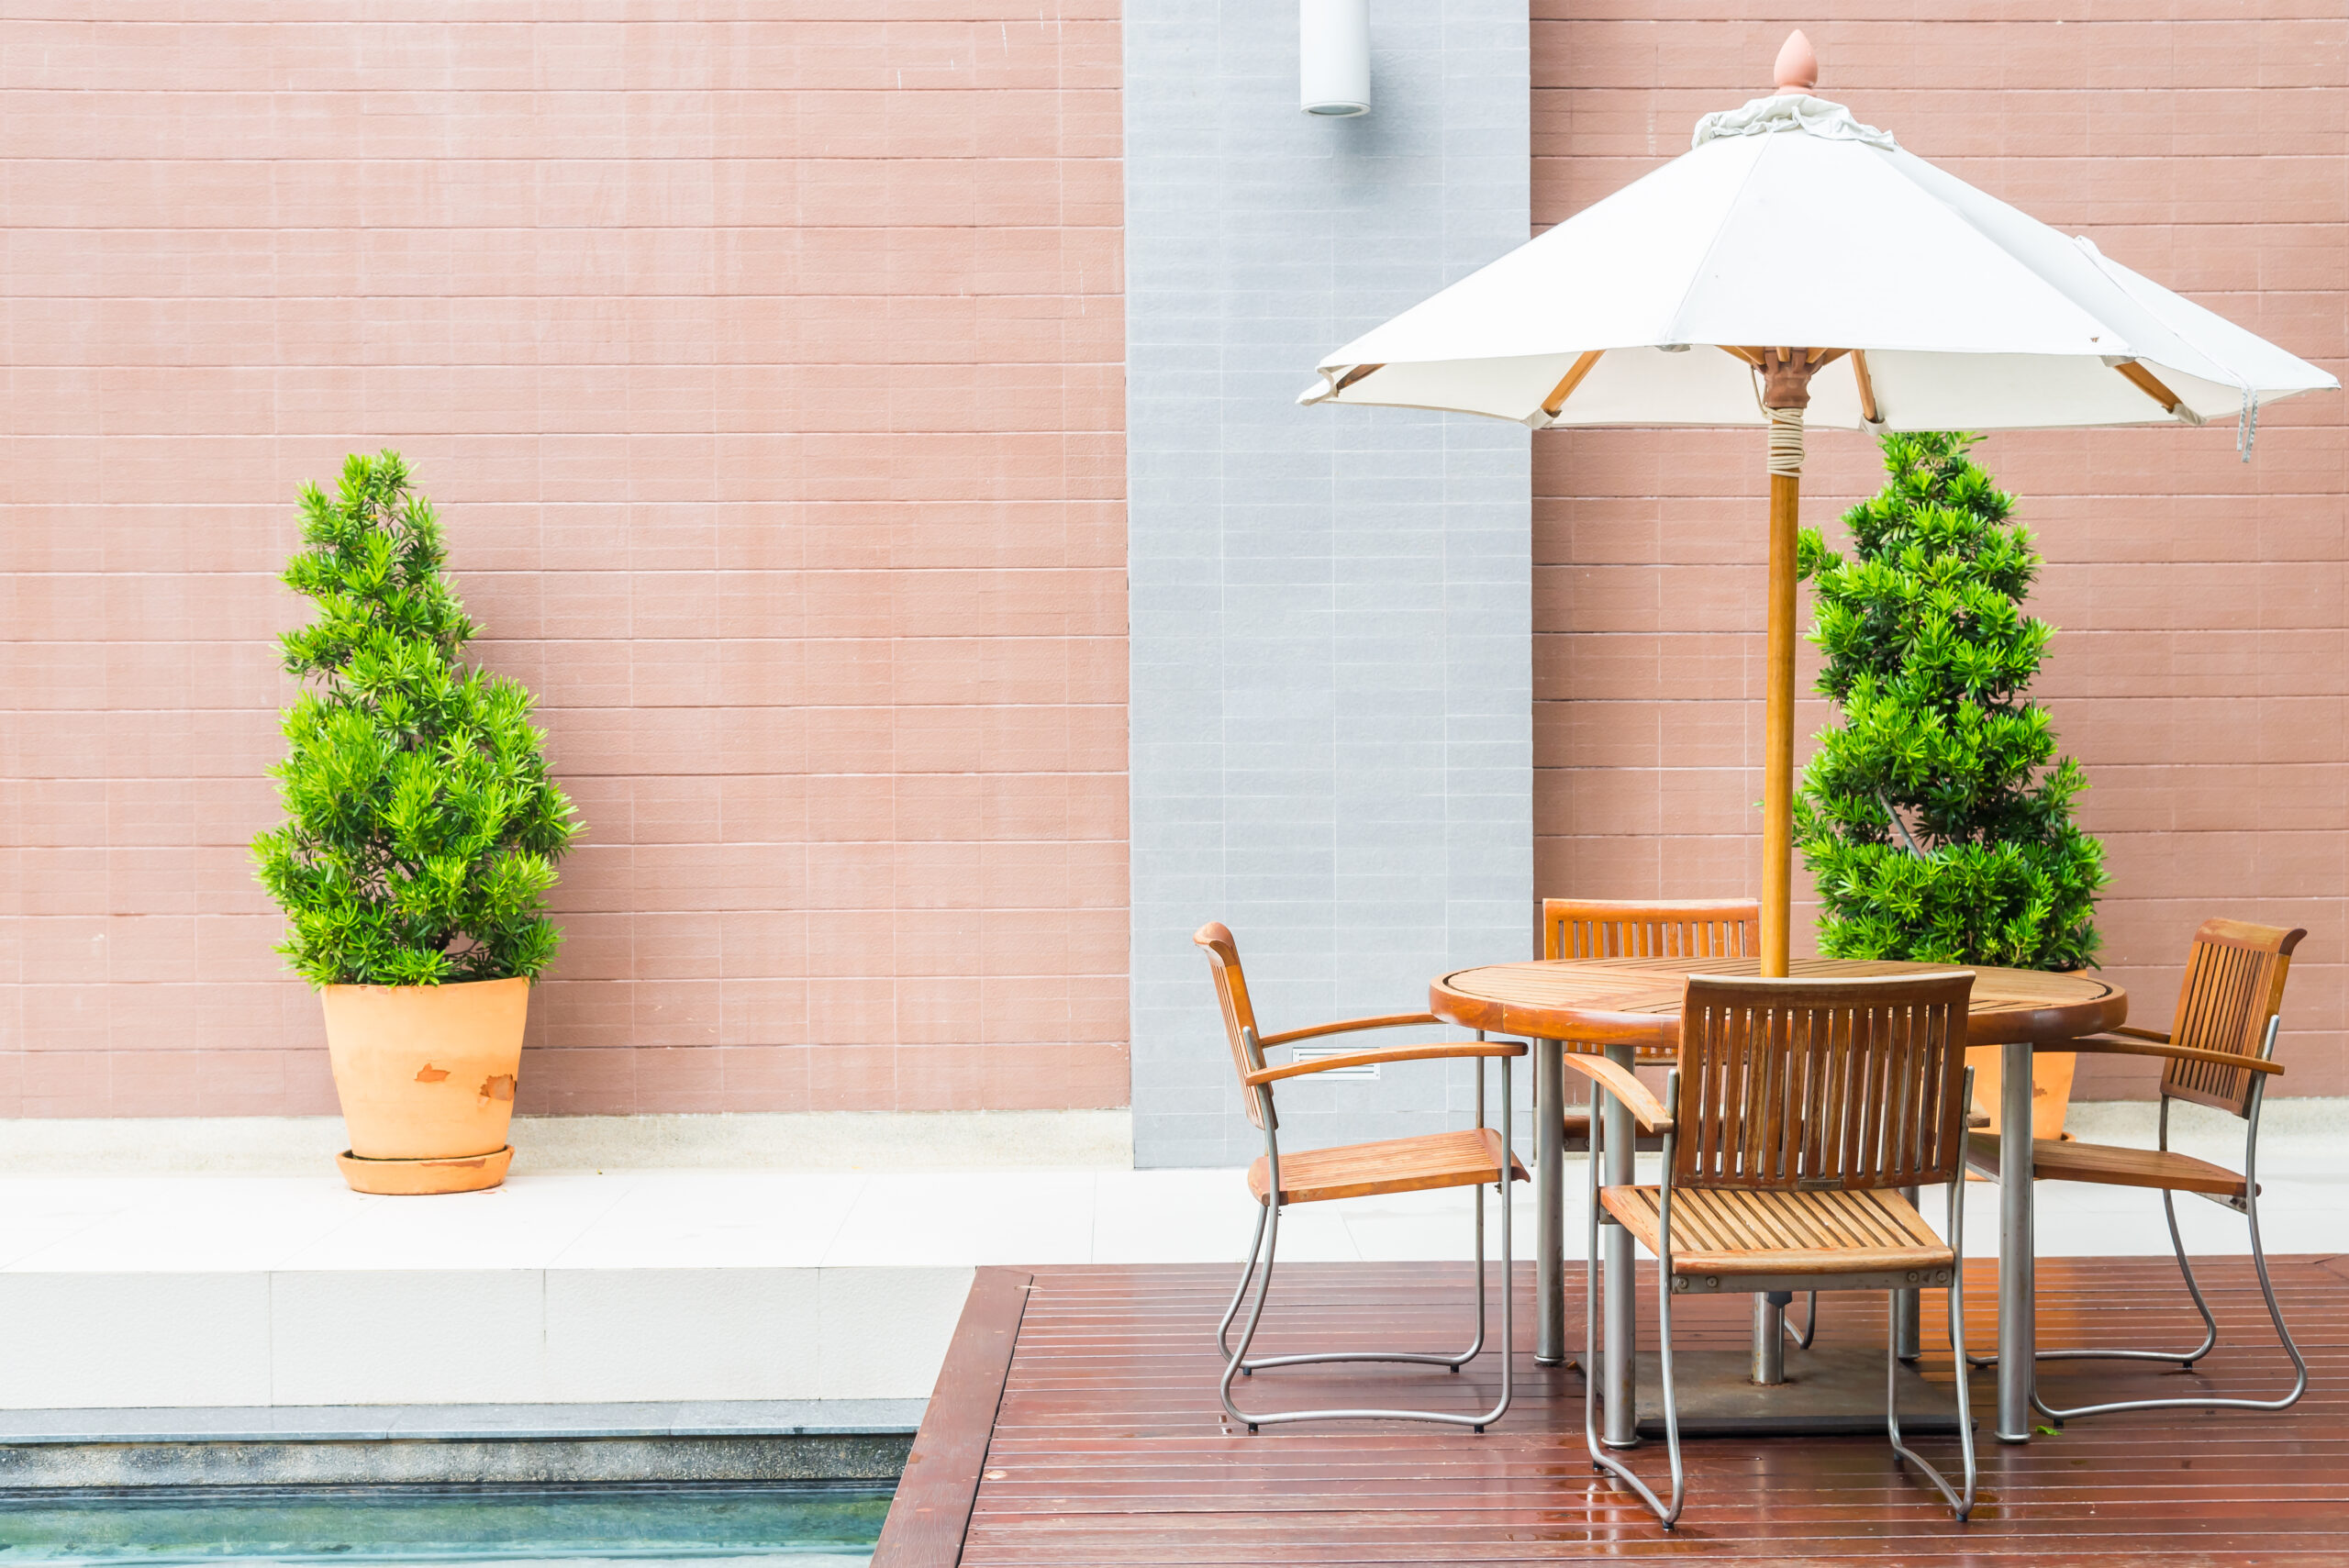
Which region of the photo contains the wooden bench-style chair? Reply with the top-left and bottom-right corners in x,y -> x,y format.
1965,917 -> 2310,1421
1574,971 -> 1979,1529
1195,922 -> 1529,1433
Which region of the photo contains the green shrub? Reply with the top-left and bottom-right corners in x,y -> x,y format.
253,452 -> 581,986
1794,431 -> 2105,970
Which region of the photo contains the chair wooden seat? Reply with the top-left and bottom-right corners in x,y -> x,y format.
1600,1184 -> 1954,1279
1248,1127 -> 1529,1207
1966,1130 -> 2251,1199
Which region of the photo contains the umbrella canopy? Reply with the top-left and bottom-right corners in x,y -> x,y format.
1302,65 -> 2335,440
1301,32 -> 2337,975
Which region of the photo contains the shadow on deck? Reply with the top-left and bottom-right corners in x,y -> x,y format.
877,1256 -> 2349,1564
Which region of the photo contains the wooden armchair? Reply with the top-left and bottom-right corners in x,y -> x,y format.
1575,971 -> 1980,1529
1195,922 -> 1528,1433
1965,917 -> 2309,1420
1538,899 -> 1830,1347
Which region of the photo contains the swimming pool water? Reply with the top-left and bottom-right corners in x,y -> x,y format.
0,1484 -> 888,1568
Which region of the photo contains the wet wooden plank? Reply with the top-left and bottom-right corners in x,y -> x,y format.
879,1257 -> 2349,1565
870,1266 -> 1031,1568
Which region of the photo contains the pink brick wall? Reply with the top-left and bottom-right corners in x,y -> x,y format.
1531,9 -> 2347,1095
0,8 -> 1129,1118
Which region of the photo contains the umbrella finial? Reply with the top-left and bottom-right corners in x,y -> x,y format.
1774,29 -> 1818,94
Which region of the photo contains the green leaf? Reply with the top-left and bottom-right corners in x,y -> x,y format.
1794,431 -> 2104,972
251,451 -> 584,986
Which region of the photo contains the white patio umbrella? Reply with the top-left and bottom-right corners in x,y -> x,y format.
1302,32 -> 2336,973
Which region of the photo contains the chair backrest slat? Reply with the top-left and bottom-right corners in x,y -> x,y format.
1813,1003 -> 1850,1182
1542,897 -> 1760,963
2162,918 -> 2305,1118
1676,972 -> 1975,1192
1192,922 -> 1274,1129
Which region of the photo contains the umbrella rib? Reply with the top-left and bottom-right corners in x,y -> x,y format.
1332,362 -> 1384,395
1851,350 -> 1880,423
1540,350 -> 1605,417
2113,360 -> 2194,421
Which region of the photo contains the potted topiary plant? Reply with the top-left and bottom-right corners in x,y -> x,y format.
254,452 -> 581,1194
1795,430 -> 2107,1140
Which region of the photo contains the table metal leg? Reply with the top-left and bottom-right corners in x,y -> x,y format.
1997,1037 -> 2036,1442
1893,1184 -> 1921,1362
1601,1041 -> 1638,1447
1751,1295 -> 1787,1385
1534,1038 -> 1564,1366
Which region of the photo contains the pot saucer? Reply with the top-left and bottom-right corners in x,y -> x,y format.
336,1145 -> 513,1195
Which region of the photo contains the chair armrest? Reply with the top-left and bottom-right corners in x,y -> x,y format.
2068,1033 -> 2282,1075
1258,1012 -> 1441,1049
2112,1024 -> 2173,1043
1244,1040 -> 1528,1085
1560,1053 -> 1674,1133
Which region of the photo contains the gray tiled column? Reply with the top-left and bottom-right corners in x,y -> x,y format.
1126,2 -> 1532,1167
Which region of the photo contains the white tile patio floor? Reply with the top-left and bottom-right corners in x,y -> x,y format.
4,1101 -> 2340,1412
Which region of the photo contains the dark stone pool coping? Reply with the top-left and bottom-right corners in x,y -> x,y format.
0,1400 -> 925,1444
0,1402 -> 924,1489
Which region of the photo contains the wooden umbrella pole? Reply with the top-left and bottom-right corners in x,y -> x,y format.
1759,350 -> 1822,977
1763,469 -> 1800,976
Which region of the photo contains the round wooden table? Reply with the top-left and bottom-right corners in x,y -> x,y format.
1428,955 -> 2127,1446
1431,954 -> 2123,1053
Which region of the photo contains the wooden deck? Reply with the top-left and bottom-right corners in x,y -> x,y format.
876,1255 -> 2349,1564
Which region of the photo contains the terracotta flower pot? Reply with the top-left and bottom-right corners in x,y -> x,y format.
1964,1044 -> 2078,1142
322,977 -> 528,1195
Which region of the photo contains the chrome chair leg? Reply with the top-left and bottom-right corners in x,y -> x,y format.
1787,1290 -> 1819,1350
1888,1178 -> 1975,1519
1219,1195 -> 1284,1429
2031,1090 -> 2306,1421
2027,1189 -> 2216,1373
1230,1216 -> 1488,1375
2024,1099 -> 2217,1374
1583,1076 -> 1684,1529
1215,1201 -> 1271,1367
2032,1184 -> 2306,1420
1223,1061 -> 1518,1430
1963,1145 -> 2215,1376
2160,1189 -> 2221,1373
1651,1202 -> 1686,1528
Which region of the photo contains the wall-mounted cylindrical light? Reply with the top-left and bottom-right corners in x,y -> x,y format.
1300,0 -> 1370,117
